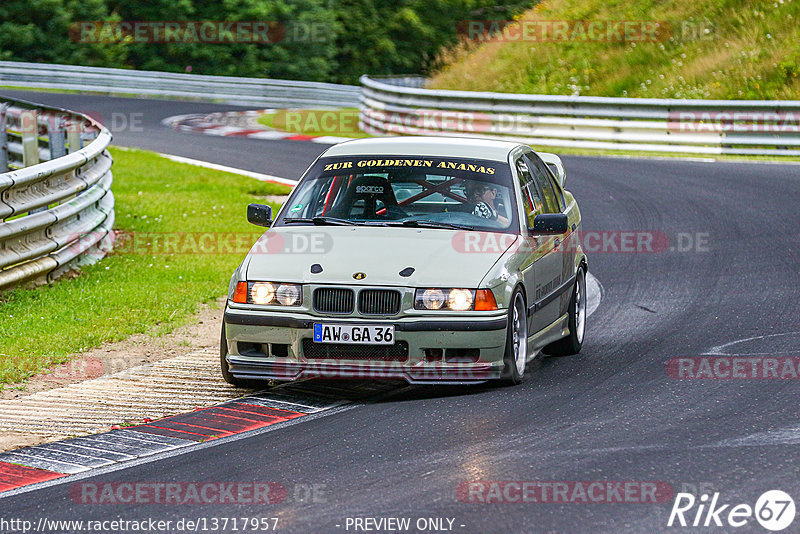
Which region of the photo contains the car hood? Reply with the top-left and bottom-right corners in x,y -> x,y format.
245,226 -> 517,287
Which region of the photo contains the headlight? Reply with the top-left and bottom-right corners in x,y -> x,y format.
415,288 -> 477,311
276,284 -> 302,306
232,281 -> 303,306
414,289 -> 498,311
251,282 -> 276,305
448,289 -> 474,311
421,288 -> 446,310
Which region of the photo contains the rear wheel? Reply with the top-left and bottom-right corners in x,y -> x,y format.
544,268 -> 586,356
497,289 -> 528,386
220,323 -> 266,389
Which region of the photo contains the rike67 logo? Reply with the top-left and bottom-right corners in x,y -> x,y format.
668,490 -> 795,531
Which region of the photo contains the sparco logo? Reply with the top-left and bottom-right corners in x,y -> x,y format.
668,490 -> 795,531
355,185 -> 384,194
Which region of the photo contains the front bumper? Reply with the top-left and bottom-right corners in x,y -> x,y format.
223,307 -> 508,384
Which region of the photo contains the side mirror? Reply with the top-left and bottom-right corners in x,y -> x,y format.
247,204 -> 273,227
529,213 -> 568,235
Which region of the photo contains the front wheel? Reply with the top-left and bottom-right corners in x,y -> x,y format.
497,289 -> 528,386
544,268 -> 586,356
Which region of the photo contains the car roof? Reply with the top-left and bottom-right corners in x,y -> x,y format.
321,136 -> 525,162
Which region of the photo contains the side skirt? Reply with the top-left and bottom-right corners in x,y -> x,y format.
526,313 -> 569,359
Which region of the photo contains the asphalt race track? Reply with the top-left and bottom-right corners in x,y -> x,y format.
1,90 -> 799,533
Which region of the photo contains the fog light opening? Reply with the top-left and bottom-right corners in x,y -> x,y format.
445,348 -> 480,363
424,348 -> 443,362
270,343 -> 289,358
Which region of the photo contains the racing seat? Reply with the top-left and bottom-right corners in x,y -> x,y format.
329,176 -> 406,219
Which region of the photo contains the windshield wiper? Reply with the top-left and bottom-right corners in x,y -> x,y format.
283,216 -> 358,226
283,217 -> 475,230
397,220 -> 476,231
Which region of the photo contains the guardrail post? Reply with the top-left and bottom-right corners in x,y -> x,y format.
67,115 -> 82,154
48,113 -> 67,160
27,109 -> 52,214
20,110 -> 40,168
0,103 -> 9,173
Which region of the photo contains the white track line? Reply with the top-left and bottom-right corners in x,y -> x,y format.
703,331 -> 800,356
157,153 -> 298,186
704,426 -> 800,448
586,272 -> 603,318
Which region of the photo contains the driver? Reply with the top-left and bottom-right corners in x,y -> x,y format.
466,181 -> 510,226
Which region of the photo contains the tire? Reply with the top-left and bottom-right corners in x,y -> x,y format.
497,288 -> 528,386
544,268 -> 587,356
219,322 -> 266,389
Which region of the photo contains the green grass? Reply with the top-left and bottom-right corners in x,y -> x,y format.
0,148 -> 291,386
257,108 -> 373,138
0,85 -> 86,95
430,0 -> 799,100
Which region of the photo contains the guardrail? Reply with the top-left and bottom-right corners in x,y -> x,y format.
0,61 -> 360,108
359,75 -> 800,156
0,97 -> 114,290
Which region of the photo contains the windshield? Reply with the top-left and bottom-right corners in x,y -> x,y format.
276,155 -> 518,233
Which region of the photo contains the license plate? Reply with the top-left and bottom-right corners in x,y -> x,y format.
313,324 -> 395,345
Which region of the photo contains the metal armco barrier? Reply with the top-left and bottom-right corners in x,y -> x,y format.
0,97 -> 114,290
359,75 -> 800,156
0,61 -> 360,108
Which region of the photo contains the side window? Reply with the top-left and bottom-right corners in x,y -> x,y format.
536,159 -> 566,211
548,173 -> 566,211
515,157 -> 542,227
283,175 -> 331,218
525,154 -> 560,214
